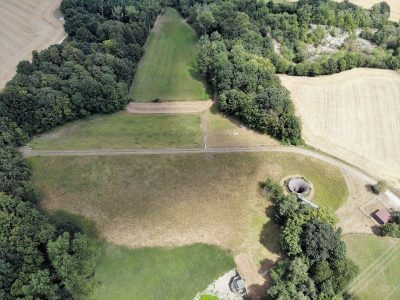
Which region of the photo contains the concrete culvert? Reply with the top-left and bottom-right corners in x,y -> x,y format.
288,178 -> 311,195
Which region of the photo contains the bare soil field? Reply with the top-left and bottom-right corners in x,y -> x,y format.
280,68 -> 400,189
0,0 -> 65,88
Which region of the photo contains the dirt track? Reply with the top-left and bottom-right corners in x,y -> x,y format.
21,145 -> 379,185
0,0 -> 65,88
280,68 -> 400,189
126,100 -> 213,114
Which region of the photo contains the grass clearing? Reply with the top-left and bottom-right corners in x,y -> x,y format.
131,8 -> 209,102
30,112 -> 203,149
90,243 -> 234,300
29,152 -> 347,265
343,234 -> 400,300
205,109 -> 278,147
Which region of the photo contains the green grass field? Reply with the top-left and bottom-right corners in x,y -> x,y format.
29,152 -> 347,266
29,113 -> 202,150
343,234 -> 400,300
131,8 -> 209,101
90,243 -> 233,300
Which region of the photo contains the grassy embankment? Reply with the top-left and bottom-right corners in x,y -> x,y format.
343,234 -> 400,300
131,7 -> 209,102
30,113 -> 202,150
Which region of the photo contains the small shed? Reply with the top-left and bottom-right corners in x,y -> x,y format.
372,209 -> 392,224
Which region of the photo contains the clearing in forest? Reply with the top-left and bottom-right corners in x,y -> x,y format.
0,0 -> 65,89
280,68 -> 400,189
29,113 -> 203,150
343,234 -> 400,300
29,152 -> 348,266
130,7 -> 209,102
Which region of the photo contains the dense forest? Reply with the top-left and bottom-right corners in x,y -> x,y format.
264,179 -> 358,299
0,0 -> 161,298
174,0 -> 399,145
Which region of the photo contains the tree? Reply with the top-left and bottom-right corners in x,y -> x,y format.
0,117 -> 28,147
48,232 -> 100,298
22,270 -> 58,300
381,223 -> 400,238
0,193 -> 55,297
300,219 -> 346,265
269,258 -> 318,300
0,147 -> 35,200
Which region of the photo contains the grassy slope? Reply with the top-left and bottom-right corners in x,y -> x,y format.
90,243 -> 234,300
29,152 -> 347,266
131,8 -> 209,102
30,113 -> 202,150
343,234 -> 400,300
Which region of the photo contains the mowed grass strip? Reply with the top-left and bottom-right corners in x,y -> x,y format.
29,152 -> 347,265
343,234 -> 400,300
89,243 -> 234,300
30,112 -> 202,150
131,8 -> 209,101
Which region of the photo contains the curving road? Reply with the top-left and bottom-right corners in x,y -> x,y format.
21,145 -> 376,182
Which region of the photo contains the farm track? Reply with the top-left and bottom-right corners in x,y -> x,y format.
21,145 -> 378,184
126,100 -> 213,114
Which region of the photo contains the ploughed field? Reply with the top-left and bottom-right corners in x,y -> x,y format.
280,68 -> 400,189
0,0 -> 65,88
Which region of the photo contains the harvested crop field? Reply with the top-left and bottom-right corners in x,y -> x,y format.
280,68 -> 400,188
0,0 -> 65,89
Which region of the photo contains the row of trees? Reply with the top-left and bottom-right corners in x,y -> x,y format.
0,0 -> 162,298
264,180 -> 358,299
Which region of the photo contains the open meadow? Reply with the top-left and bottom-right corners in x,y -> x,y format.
30,113 -> 203,150
280,68 -> 400,189
29,152 -> 348,266
90,243 -> 234,300
343,234 -> 400,300
0,0 -> 65,88
131,7 -> 209,102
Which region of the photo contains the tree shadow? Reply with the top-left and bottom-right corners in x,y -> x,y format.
188,60 -> 214,98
